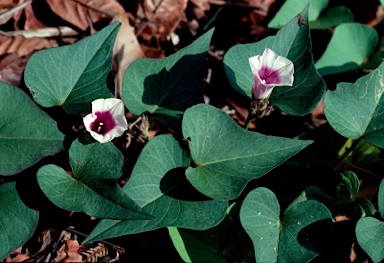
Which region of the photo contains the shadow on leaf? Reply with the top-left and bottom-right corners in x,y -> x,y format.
297,218 -> 333,254
160,167 -> 211,201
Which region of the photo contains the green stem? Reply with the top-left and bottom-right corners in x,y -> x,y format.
334,137 -> 363,171
244,114 -> 254,130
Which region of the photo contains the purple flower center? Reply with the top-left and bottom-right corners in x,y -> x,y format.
90,111 -> 116,135
258,66 -> 280,84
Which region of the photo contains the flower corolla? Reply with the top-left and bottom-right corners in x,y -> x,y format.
83,98 -> 128,143
249,48 -> 294,100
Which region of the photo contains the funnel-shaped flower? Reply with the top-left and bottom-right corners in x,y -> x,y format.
83,98 -> 128,143
249,48 -> 294,100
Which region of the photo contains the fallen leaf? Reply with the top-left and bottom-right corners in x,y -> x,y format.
24,4 -> 46,29
0,35 -> 56,57
188,0 -> 210,20
112,14 -> 145,96
0,53 -> 29,86
55,240 -> 83,262
45,0 -> 106,31
137,0 -> 188,41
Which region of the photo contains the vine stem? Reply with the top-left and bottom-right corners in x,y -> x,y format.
334,137 -> 363,171
244,114 -> 254,130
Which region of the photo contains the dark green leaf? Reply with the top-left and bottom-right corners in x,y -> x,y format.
379,179 -> 384,218
24,22 -> 120,113
315,23 -> 378,76
37,139 -> 152,220
340,138 -> 382,166
122,29 -> 213,128
240,188 -> 332,263
0,182 -> 39,260
168,216 -> 237,263
0,82 -> 64,175
224,6 -> 325,115
324,61 -> 384,148
268,0 -> 328,29
309,6 -> 353,29
83,135 -> 227,243
336,171 -> 359,201
182,104 -> 312,200
356,217 -> 384,263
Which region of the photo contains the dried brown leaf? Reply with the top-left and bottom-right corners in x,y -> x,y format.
0,0 -> 31,27
138,0 -> 188,41
0,0 -> 19,9
24,4 -> 45,29
55,240 -> 83,262
45,0 -> 106,31
0,52 -> 29,86
113,14 -> 145,96
78,0 -> 125,17
189,0 -> 210,20
5,253 -> 30,262
0,35 -> 56,57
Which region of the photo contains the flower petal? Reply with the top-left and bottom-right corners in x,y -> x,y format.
83,98 -> 128,143
83,113 -> 97,133
249,48 -> 294,99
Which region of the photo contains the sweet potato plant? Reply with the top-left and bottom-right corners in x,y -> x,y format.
1,1 -> 384,262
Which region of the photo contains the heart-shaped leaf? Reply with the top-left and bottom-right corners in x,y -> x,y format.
224,5 -> 325,116
24,22 -> 120,113
0,182 -> 39,261
315,23 -> 378,76
168,203 -> 243,263
83,135 -> 227,243
37,139 -> 152,220
356,217 -> 384,263
324,61 -> 384,148
0,82 -> 64,175
122,29 -> 214,128
379,179 -> 384,218
268,0 -> 328,29
168,216 -> 237,263
240,187 -> 332,263
309,6 -> 354,29
182,104 -> 312,200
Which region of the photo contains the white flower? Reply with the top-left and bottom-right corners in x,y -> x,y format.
249,48 -> 294,100
83,98 -> 128,143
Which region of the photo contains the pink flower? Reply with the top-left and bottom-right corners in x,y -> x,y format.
249,48 -> 294,100
83,98 -> 128,143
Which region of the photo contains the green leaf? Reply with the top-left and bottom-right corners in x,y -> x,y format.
182,104 -> 312,200
37,139 -> 152,220
240,187 -> 332,263
24,22 -> 120,113
301,174 -> 374,219
0,82 -> 64,175
122,29 -> 213,128
83,135 -> 227,243
379,179 -> 384,218
268,0 -> 329,29
289,123 -> 347,165
224,6 -> 325,115
339,138 -> 382,165
0,182 -> 39,261
168,216 -> 237,263
315,23 -> 378,76
356,217 -> 384,263
309,6 -> 354,29
324,61 -> 384,148
336,171 -> 359,201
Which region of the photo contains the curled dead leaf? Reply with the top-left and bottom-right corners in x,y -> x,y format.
137,0 -> 188,41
